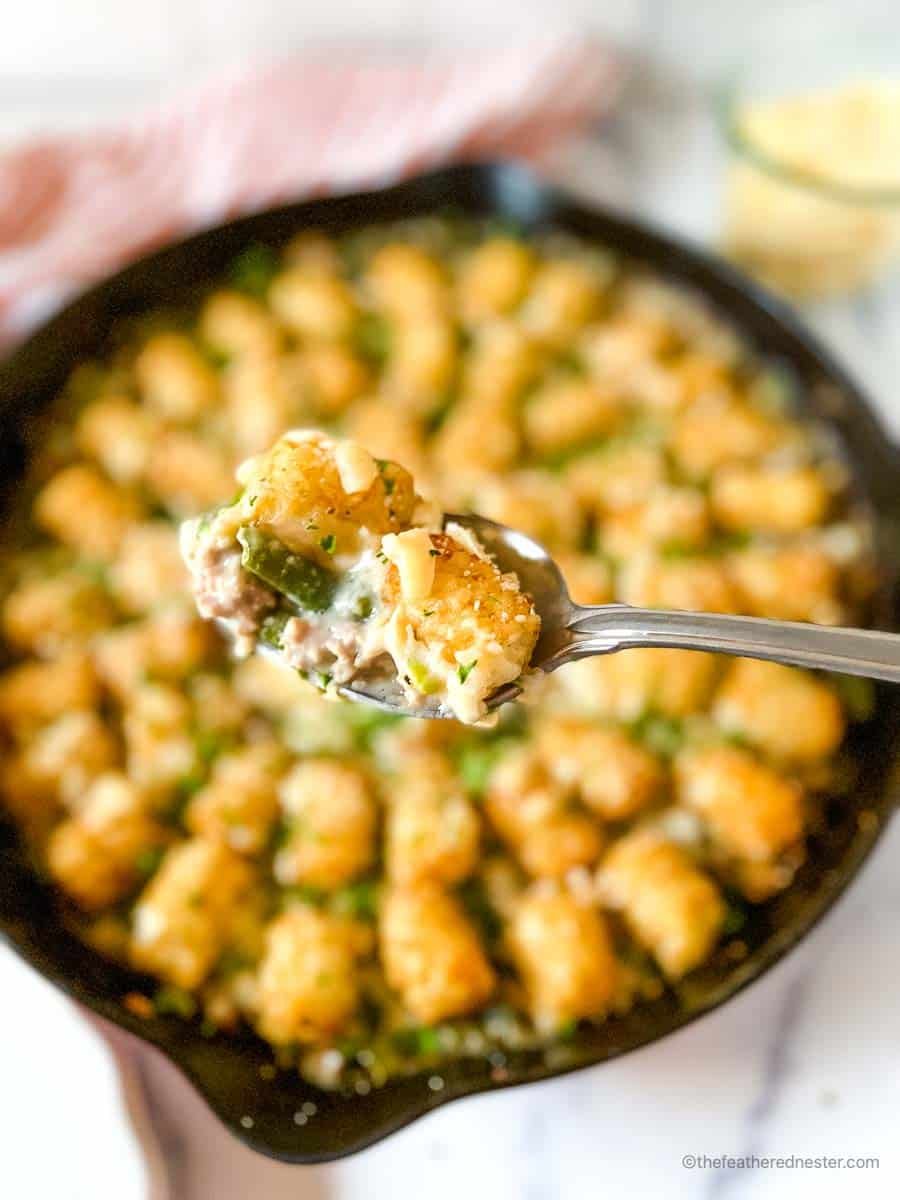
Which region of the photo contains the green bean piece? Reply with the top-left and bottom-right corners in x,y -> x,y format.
237,527 -> 337,613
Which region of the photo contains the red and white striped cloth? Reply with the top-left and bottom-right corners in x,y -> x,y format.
0,36 -> 620,347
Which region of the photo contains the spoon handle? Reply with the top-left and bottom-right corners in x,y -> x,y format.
566,605 -> 900,683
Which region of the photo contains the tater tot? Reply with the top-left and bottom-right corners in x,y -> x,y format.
144,432 -> 235,516
229,430 -> 417,567
566,442 -> 667,515
431,394 -> 520,481
523,378 -> 622,458
35,465 -> 142,559
729,544 -> 843,624
713,659 -> 845,764
46,773 -> 166,910
223,353 -> 307,458
535,717 -> 664,820
556,552 -> 613,605
2,570 -> 113,655
385,750 -> 480,886
459,320 -> 541,407
597,829 -> 725,979
521,259 -> 603,345
601,487 -> 710,559
486,746 -> 604,878
669,396 -> 781,479
456,237 -> 535,322
269,268 -> 357,341
0,651 -> 99,733
186,743 -> 285,855
255,906 -> 365,1045
302,344 -> 371,415
343,397 -> 430,484
554,649 -> 721,721
75,397 -> 158,484
507,888 -> 618,1028
109,522 -> 188,614
619,554 -> 740,613
675,746 -> 804,864
135,332 -> 219,422
579,314 -> 676,381
385,318 -> 457,405
274,760 -> 376,890
468,471 -> 585,552
712,462 -> 831,534
92,612 -> 217,701
131,837 -> 254,989
24,710 -> 119,810
199,290 -> 282,359
123,683 -> 197,801
231,654 -> 313,716
379,884 -> 495,1023
367,243 -> 448,320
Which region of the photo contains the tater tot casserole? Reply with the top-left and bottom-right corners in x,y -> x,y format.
0,210 -> 881,1095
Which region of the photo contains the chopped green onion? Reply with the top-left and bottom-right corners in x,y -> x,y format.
457,660 -> 478,684
353,313 -> 392,364
319,533 -> 336,555
134,846 -> 164,877
407,659 -> 441,695
259,609 -> 291,650
154,985 -> 197,1019
351,594 -> 373,620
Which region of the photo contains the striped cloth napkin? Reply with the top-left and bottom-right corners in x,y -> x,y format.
0,35 -> 620,347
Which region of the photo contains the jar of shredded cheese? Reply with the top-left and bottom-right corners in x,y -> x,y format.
719,71 -> 900,299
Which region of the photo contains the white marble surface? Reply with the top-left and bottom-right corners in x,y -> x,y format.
2,3 -> 900,1197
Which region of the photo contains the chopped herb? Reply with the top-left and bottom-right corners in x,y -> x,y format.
342,705 -> 401,751
134,846 -> 164,877
453,740 -> 512,796
457,660 -> 478,684
422,608 -> 435,618
832,674 -> 876,722
229,243 -> 279,298
195,728 -> 232,765
408,659 -> 440,695
217,948 -> 252,977
332,879 -> 377,921
351,594 -> 373,620
283,884 -> 327,908
154,985 -> 197,1019
202,343 -> 231,371
556,1017 -> 578,1041
353,312 -> 392,364
319,533 -> 336,554
392,1026 -> 441,1057
458,877 -> 502,942
383,475 -> 395,496
315,671 -> 332,690
429,548 -> 440,557
631,713 -> 685,758
723,903 -> 748,936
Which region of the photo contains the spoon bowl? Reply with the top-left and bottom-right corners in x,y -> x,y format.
341,512 -> 900,717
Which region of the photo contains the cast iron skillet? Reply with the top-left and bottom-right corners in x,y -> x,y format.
1,162 -> 899,1163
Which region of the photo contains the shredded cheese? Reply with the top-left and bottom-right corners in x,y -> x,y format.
381,528 -> 436,603
335,440 -> 378,495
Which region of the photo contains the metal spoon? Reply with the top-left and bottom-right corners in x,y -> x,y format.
340,513 -> 900,718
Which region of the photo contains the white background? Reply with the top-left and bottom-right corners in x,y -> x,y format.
2,2 -> 900,1197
